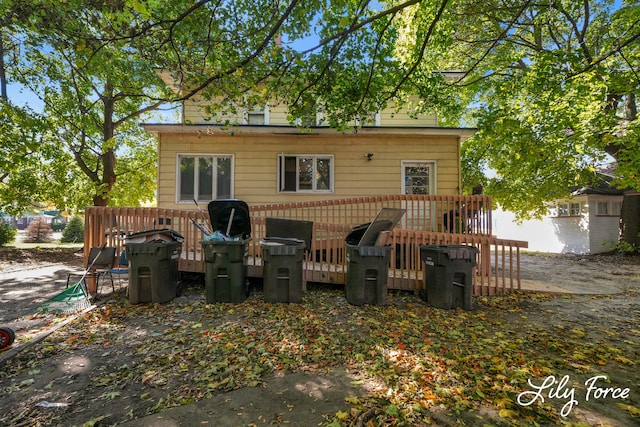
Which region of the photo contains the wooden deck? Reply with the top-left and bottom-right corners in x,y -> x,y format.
84,195 -> 527,295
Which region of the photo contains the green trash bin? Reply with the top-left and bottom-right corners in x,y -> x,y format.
343,210 -> 405,306
202,239 -> 249,303
125,239 -> 182,304
345,243 -> 392,306
420,244 -> 478,310
204,200 -> 252,303
261,238 -> 306,303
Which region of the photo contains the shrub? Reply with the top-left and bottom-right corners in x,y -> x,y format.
0,222 -> 17,246
51,222 -> 66,232
616,239 -> 639,255
24,220 -> 53,243
603,237 -> 639,255
61,217 -> 84,243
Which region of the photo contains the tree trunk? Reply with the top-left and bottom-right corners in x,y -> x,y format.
0,31 -> 7,102
93,85 -> 117,207
92,147 -> 116,206
621,193 -> 640,248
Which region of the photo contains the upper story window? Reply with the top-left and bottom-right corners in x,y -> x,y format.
355,111 -> 381,126
294,101 -> 322,127
178,155 -> 232,203
296,104 -> 381,127
278,155 -> 333,193
244,104 -> 269,125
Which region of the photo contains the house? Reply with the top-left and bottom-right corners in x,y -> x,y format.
83,80 -> 528,296
143,79 -> 476,211
0,212 -> 11,226
5,211 -> 66,231
493,173 -> 624,254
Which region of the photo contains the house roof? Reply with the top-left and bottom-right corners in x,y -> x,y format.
570,171 -> 625,196
141,123 -> 477,139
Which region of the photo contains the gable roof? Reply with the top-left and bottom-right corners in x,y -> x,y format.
570,168 -> 625,196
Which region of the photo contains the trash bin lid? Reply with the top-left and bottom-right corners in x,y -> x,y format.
207,199 -> 251,239
261,237 -> 305,246
126,228 -> 185,243
345,223 -> 370,246
421,244 -> 478,261
265,217 -> 313,251
348,208 -> 405,246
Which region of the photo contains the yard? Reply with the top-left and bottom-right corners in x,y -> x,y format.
0,247 -> 639,426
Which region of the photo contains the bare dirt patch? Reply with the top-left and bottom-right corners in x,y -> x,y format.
1,248 -> 639,426
0,247 -> 84,274
518,251 -> 640,294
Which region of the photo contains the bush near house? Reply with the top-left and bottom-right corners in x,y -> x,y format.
0,222 -> 17,246
52,222 -> 66,232
617,238 -> 640,255
24,220 -> 53,243
61,217 -> 84,243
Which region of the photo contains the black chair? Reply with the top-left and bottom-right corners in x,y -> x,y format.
66,246 -> 117,294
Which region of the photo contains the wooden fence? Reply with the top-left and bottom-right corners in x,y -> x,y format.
84,195 -> 527,295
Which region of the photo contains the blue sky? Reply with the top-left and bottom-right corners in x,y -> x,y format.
8,82 -> 43,111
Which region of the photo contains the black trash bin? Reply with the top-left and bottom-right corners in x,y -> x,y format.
125,229 -> 184,304
260,218 -> 313,303
419,244 -> 478,310
344,208 -> 405,306
261,237 -> 306,303
203,200 -> 251,303
345,243 -> 392,305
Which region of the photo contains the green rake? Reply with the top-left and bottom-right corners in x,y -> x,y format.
39,243 -> 107,314
38,281 -> 92,314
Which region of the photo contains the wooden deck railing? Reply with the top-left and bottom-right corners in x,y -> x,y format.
84,195 -> 526,296
250,194 -> 493,235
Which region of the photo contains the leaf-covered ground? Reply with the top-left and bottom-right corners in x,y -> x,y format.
1,275 -> 638,426
0,247 -> 83,273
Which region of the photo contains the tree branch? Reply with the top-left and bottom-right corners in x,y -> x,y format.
175,0 -> 302,102
385,0 -> 451,100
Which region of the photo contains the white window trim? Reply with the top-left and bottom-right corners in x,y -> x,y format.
570,202 -> 581,216
557,203 -> 570,217
596,201 -> 607,216
401,160 -> 437,195
554,202 -> 582,217
355,111 -> 381,127
277,154 -> 334,193
243,103 -> 270,125
292,103 -> 324,127
596,200 -> 622,217
294,112 -> 320,127
312,111 -> 381,127
611,201 -> 622,216
175,153 -> 234,204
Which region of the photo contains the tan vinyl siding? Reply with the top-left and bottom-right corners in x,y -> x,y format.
156,131 -> 461,209
183,96 -> 438,127
379,110 -> 437,127
183,96 -> 273,125
267,102 -> 289,125
182,97 -> 245,125
379,99 -> 438,127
